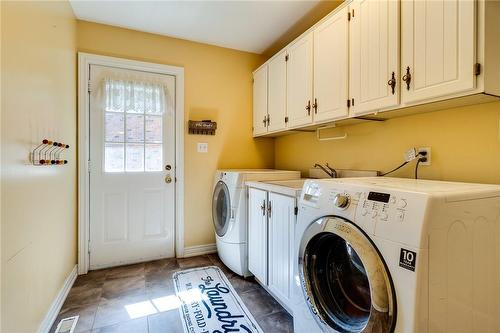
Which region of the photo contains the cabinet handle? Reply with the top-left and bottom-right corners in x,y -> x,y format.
388,71 -> 396,95
313,98 -> 318,114
266,115 -> 270,126
402,66 -> 411,91
306,100 -> 311,115
263,116 -> 267,127
261,200 -> 266,216
267,200 -> 272,218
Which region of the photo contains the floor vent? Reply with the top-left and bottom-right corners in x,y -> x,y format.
54,316 -> 79,333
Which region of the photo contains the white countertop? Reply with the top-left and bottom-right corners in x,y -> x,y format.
245,179 -> 308,197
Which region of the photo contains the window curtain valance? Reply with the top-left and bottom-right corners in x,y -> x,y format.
101,77 -> 169,114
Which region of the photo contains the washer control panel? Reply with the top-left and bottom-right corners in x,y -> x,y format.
359,191 -> 408,223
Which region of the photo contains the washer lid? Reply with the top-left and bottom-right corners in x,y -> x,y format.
299,216 -> 396,333
212,180 -> 232,237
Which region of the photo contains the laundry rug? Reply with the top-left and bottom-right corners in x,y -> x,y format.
173,266 -> 264,333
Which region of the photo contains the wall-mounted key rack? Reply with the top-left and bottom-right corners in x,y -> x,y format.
188,120 -> 217,135
31,139 -> 69,166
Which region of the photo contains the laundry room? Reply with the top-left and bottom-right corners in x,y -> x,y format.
2,1 -> 500,333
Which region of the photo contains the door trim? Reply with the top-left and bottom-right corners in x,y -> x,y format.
77,52 -> 185,274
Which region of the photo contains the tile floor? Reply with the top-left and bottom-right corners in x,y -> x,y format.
50,254 -> 293,333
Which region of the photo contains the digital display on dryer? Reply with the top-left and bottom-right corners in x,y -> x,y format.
367,191 -> 390,203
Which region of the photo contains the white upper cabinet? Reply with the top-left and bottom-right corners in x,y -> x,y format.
401,0 -> 476,104
268,50 -> 287,132
349,0 -> 400,115
252,0 -> 500,137
252,65 -> 268,136
286,32 -> 314,128
313,6 -> 349,123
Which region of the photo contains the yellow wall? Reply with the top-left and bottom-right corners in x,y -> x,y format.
1,1 -> 77,333
275,102 -> 500,184
77,21 -> 274,247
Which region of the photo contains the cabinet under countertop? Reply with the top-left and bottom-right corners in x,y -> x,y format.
246,179 -> 307,314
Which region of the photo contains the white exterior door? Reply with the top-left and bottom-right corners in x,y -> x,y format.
313,7 -> 349,123
268,193 -> 295,305
401,0 -> 476,104
248,188 -> 268,284
350,0 -> 400,115
252,65 -> 268,136
286,32 -> 313,128
89,64 -> 176,269
267,50 -> 287,132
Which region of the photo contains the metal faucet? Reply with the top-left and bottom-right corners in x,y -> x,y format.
314,163 -> 337,178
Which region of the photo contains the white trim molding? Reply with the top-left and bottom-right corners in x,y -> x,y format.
183,244 -> 217,258
77,53 -> 185,274
37,265 -> 77,333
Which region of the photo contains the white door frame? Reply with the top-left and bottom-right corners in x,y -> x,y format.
77,52 -> 185,275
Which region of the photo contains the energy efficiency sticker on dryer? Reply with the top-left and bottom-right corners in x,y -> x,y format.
399,248 -> 417,272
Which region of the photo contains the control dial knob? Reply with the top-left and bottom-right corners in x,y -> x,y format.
333,194 -> 350,209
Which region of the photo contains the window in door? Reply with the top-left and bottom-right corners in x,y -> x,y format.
103,79 -> 165,173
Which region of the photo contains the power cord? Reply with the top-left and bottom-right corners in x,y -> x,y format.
380,150 -> 428,178
414,151 -> 428,179
379,161 -> 409,176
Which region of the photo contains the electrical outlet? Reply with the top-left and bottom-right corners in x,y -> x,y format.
417,147 -> 431,166
197,142 -> 208,153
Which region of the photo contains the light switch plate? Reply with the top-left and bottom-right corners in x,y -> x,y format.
197,142 -> 208,153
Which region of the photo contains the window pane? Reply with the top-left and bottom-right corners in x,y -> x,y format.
126,114 -> 144,142
145,116 -> 162,143
146,144 -> 162,171
105,113 -> 125,142
105,143 -> 124,172
126,144 -> 144,172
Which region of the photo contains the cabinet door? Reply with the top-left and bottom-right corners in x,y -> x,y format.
268,50 -> 287,132
313,6 -> 349,123
401,0 -> 476,104
286,32 -> 313,128
248,188 -> 268,284
268,193 -> 295,306
350,0 -> 399,115
252,65 -> 268,136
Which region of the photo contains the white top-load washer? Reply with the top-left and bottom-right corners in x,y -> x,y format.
213,169 -> 300,277
293,177 -> 500,333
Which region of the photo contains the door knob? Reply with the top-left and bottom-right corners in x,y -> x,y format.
165,175 -> 172,184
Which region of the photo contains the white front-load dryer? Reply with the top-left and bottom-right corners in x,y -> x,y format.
293,177 -> 500,333
213,169 -> 300,277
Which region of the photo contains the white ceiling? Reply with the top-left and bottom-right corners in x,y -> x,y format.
69,1 -> 322,54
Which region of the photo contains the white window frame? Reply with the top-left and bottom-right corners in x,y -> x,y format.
77,52 -> 185,274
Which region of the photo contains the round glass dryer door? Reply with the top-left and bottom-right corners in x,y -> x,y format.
212,181 -> 231,237
298,217 -> 396,333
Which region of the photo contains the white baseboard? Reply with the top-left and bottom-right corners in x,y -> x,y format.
183,243 -> 217,258
37,265 -> 78,333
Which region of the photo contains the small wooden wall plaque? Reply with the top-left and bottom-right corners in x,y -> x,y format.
188,120 -> 217,135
